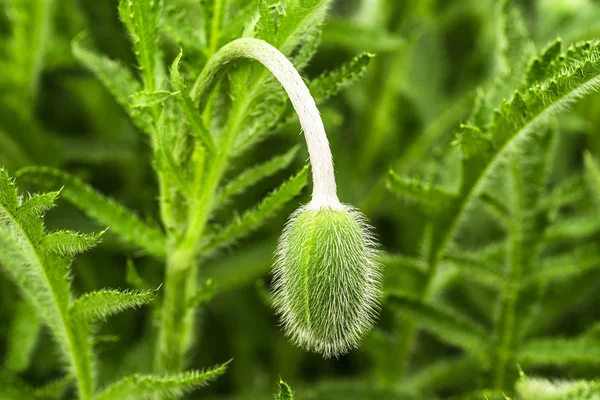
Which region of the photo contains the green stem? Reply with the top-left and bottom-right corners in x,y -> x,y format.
155,37 -> 339,371
492,162 -> 523,390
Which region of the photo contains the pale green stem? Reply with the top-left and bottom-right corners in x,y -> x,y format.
155,38 -> 339,372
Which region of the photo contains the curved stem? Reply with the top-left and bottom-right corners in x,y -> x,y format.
191,38 -> 341,209
156,38 -> 342,372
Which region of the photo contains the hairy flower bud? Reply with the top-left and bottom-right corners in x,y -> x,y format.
272,204 -> 382,358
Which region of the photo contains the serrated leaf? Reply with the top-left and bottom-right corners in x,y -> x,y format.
70,289 -> 155,322
95,362 -> 229,400
435,40 -> 600,271
131,91 -> 175,108
17,192 -> 59,220
170,52 -> 216,153
0,169 -> 93,399
308,53 -> 373,102
528,245 -> 600,283
72,37 -> 141,112
272,0 -> 332,58
403,356 -> 480,393
526,38 -> 562,87
203,166 -> 308,253
444,248 -> 504,287
387,293 -> 487,355
257,1 -> 276,43
17,167 -> 167,258
321,18 -> 404,52
517,377 -> 600,400
387,171 -> 456,215
518,337 -> 600,366
276,380 -> 294,400
217,146 -> 300,206
118,0 -> 162,91
544,212 -> 600,241
5,298 -> 42,373
43,230 -> 104,257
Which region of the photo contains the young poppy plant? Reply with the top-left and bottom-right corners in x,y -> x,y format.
193,38 -> 383,358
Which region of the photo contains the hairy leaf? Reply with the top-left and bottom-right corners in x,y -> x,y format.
72,38 -> 141,114
276,380 -> 294,400
387,294 -> 487,355
308,53 -> 373,102
0,169 -> 93,398
217,146 -> 300,206
118,0 -> 162,91
95,362 -> 229,400
70,289 -> 155,322
4,298 -> 42,373
517,377 -> 600,400
387,171 -> 456,215
17,167 -> 167,258
203,166 -> 308,253
518,337 -> 600,366
170,52 -> 216,153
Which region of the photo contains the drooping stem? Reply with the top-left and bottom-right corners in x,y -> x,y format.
191,38 -> 341,210
155,38 -> 341,372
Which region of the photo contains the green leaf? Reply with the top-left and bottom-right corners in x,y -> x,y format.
43,230 -> 104,257
272,0 -> 333,59
544,212 -> 600,242
526,38 -> 562,87
528,245 -> 600,283
444,248 -> 504,287
130,91 -> 175,108
203,166 -> 308,253
95,362 -> 229,400
431,40 -> 600,282
518,337 -> 600,366
17,191 -> 59,220
387,171 -> 456,215
17,166 -> 167,258
72,37 -> 141,112
584,151 -> 600,203
387,293 -> 487,355
4,298 -> 42,373
217,146 -> 300,206
517,377 -> 600,400
33,375 -> 72,400
0,169 -> 94,399
308,53 -> 373,102
321,18 -> 404,52
403,356 -> 480,393
70,289 -> 155,322
486,0 -> 534,109
170,52 -> 216,153
276,380 -> 294,400
0,370 -> 37,400
257,0 -> 276,43
187,278 -> 216,309
118,0 -> 162,91
5,0 -> 56,105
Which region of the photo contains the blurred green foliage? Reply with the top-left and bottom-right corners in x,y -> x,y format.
2,0 -> 600,399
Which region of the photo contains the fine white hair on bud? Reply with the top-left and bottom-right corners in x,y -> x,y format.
272,204 -> 382,358
190,38 -> 383,357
